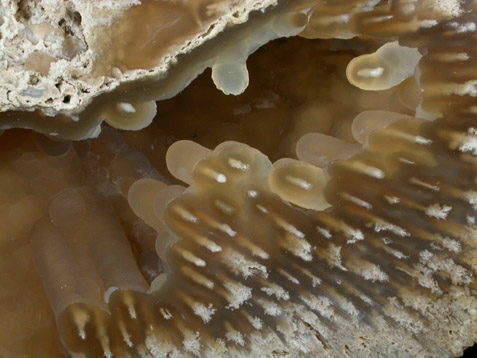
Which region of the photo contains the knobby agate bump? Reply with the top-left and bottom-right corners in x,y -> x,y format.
0,1 -> 476,358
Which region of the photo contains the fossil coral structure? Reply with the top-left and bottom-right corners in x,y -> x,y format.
0,0 -> 476,358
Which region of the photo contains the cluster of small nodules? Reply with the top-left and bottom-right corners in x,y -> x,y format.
165,139 -> 332,211
166,140 -> 272,187
291,38 -> 427,177
294,108 -> 425,177
162,98 -> 423,211
300,0 -> 464,41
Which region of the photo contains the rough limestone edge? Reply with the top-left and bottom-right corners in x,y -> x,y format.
0,0 -> 278,116
139,284 -> 477,357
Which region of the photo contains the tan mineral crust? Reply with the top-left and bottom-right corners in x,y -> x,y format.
0,0 -> 461,114
0,0 -> 274,110
0,0 -> 294,137
0,0 -> 476,358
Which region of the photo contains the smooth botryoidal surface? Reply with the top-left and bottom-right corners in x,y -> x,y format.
0,0 -> 476,358
346,42 -> 422,91
351,111 -> 415,145
166,141 -> 213,186
269,158 -> 330,210
296,133 -> 362,168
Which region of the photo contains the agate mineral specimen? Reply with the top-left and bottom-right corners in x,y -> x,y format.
0,1 -> 476,358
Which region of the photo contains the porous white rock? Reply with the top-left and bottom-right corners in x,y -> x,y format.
0,0 -> 293,136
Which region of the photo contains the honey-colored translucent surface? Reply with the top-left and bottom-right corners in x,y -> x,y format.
166,141 -> 213,185
296,132 -> 362,168
346,41 -> 422,91
351,110 -> 414,144
0,0 -> 477,357
269,158 -> 330,210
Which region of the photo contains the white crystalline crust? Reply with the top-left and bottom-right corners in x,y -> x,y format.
0,0 -> 140,112
0,0 -> 278,115
422,0 -> 465,18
